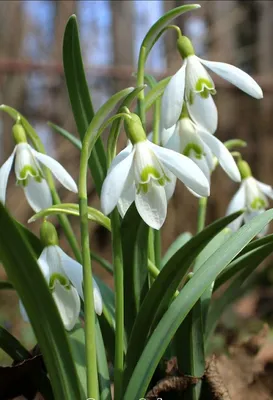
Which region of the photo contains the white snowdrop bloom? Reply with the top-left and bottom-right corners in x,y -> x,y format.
0,123 -> 77,212
161,35 -> 263,134
101,135 -> 210,229
226,172 -> 273,236
162,116 -> 241,184
20,245 -> 103,331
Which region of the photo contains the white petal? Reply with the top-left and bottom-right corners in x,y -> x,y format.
161,125 -> 176,147
199,58 -> 263,99
199,130 -> 241,182
165,125 -> 181,152
52,281 -> 81,331
256,180 -> 273,200
0,147 -> 16,203
226,182 -> 246,216
161,63 -> 187,129
37,247 -> 51,283
19,300 -> 29,323
57,246 -> 83,299
135,183 -> 167,229
24,177 -> 52,212
187,94 -> 218,134
117,184 -> 135,217
150,143 -> 210,197
101,150 -> 135,215
31,150 -> 78,193
191,156 -> 211,183
165,173 -> 177,201
92,279 -> 103,315
108,144 -> 132,174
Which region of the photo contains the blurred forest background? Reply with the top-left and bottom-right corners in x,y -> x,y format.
1,0 -> 273,364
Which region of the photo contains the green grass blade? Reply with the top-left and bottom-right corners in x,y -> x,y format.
95,319 -> 112,400
161,231 -> 192,267
0,204 -> 82,399
63,15 -> 107,194
123,209 -> 273,399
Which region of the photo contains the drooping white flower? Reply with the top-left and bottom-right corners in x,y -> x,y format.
20,245 -> 103,330
101,138 -> 210,229
161,35 -> 263,133
162,116 -> 241,184
0,142 -> 78,212
226,176 -> 273,236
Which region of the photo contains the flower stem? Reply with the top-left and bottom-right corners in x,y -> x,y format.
196,197 -> 208,233
79,144 -> 99,399
137,46 -> 146,127
111,209 -> 124,400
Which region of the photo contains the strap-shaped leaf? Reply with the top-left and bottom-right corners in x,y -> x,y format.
124,211 -> 242,387
29,203 -> 111,231
95,319 -> 112,400
124,209 -> 273,399
144,77 -> 171,112
63,15 -> 107,195
162,231 -> 192,267
0,204 -> 82,399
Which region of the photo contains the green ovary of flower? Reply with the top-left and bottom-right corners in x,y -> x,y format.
195,78 -> 216,98
250,197 -> 266,210
183,143 -> 203,159
49,273 -> 70,291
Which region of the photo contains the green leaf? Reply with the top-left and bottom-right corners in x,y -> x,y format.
124,211 -> 242,388
0,325 -> 30,360
124,209 -> 273,400
141,4 -> 200,56
95,319 -> 112,400
0,204 -> 82,399
29,203 -> 111,231
144,77 -> 171,112
121,204 -> 149,338
0,280 -> 13,290
162,231 -> 192,267
68,322 -> 87,398
214,236 -> 273,290
205,242 -> 273,342
48,122 -> 82,150
63,15 -> 107,195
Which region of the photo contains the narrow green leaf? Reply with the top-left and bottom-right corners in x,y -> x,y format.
205,242 -> 273,342
68,322 -> 87,398
95,319 -> 112,400
0,204 -> 82,399
141,4 -> 200,55
124,211 -> 243,388
144,77 -> 171,112
121,204 -> 149,338
124,209 -> 273,399
48,122 -> 82,150
0,325 -> 30,360
162,231 -> 192,267
63,15 -> 107,194
29,203 -> 111,231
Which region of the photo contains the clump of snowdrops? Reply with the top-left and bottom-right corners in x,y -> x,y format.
0,4 -> 272,400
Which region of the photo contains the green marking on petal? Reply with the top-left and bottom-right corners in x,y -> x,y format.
140,165 -> 162,183
195,78 -> 216,96
49,273 -> 70,291
19,165 -> 39,180
183,143 -> 203,159
250,198 -> 266,210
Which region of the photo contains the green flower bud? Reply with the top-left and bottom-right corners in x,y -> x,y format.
124,112 -> 147,145
177,35 -> 195,59
238,160 -> 252,179
12,123 -> 27,144
40,221 -> 59,247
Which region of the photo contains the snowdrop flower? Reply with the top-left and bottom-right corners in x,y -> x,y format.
101,112 -> 210,229
226,160 -> 273,236
0,122 -> 77,212
20,222 -> 103,331
161,35 -> 263,133
162,111 -> 241,184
